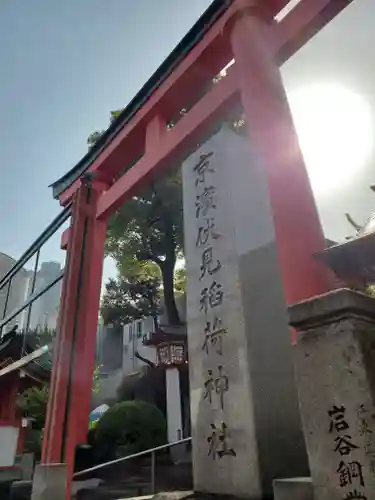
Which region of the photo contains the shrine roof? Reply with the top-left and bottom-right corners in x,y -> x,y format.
0,330 -> 51,381
50,0 -> 288,200
143,324 -> 187,346
316,232 -> 375,286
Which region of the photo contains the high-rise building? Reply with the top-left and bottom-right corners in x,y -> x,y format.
28,261 -> 62,332
0,252 -> 30,334
0,254 -> 63,335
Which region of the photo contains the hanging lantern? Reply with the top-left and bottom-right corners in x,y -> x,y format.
157,342 -> 186,366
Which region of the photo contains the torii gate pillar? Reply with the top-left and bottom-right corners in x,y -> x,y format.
41,173 -> 109,498
229,1 -> 332,309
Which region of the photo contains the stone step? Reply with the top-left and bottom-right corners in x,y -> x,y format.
273,477 -> 313,500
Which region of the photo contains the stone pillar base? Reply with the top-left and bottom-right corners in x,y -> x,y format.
31,464 -> 67,500
290,288 -> 375,500
273,478 -> 313,500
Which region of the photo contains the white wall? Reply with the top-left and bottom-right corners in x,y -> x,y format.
92,368 -> 123,407
94,316 -> 157,407
0,426 -> 18,466
122,316 -> 157,374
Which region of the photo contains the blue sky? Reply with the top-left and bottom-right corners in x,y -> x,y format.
1,0 -> 375,286
0,0 -> 213,279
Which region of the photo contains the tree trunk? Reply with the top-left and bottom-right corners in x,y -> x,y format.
161,260 -> 181,325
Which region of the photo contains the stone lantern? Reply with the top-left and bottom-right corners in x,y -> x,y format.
156,341 -> 186,367
143,327 -> 187,461
315,185 -> 375,289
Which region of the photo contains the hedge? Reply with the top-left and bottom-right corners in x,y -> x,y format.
94,400 -> 167,460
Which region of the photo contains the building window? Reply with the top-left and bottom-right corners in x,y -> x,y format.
129,325 -> 133,342
137,322 -> 142,338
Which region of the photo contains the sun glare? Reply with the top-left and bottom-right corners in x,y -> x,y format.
288,83 -> 373,195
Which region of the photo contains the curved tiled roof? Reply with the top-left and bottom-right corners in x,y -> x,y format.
0,329 -> 51,380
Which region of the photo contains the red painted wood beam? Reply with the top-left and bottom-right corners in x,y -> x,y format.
0,373 -> 19,422
42,186 -> 88,465
96,68 -> 239,220
0,420 -> 19,427
60,227 -> 70,250
43,178 -> 108,499
276,0 -> 354,63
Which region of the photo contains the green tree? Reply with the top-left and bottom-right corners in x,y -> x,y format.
89,111 -> 184,326
94,400 -> 167,459
17,365 -> 101,429
87,110 -> 123,148
17,386 -> 48,431
105,172 -> 184,325
101,276 -> 160,329
92,364 -> 101,394
174,267 -> 186,295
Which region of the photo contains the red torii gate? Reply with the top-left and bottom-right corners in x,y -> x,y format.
43,0 -> 352,493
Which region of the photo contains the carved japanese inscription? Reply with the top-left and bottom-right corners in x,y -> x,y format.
192,151 -> 236,458
182,126 -> 302,497
326,403 -> 375,499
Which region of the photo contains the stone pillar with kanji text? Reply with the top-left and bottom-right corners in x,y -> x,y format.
290,288 -> 375,500
182,126 -> 308,498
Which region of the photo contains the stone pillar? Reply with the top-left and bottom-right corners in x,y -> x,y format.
20,452 -> 35,481
290,288 -> 375,500
166,367 -> 184,462
31,464 -> 67,500
166,368 -> 183,443
182,125 -> 307,498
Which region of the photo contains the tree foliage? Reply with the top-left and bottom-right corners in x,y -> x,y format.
87,110 -> 123,148
92,364 -> 101,394
94,400 -> 167,459
105,171 -> 184,325
101,276 -> 160,328
174,267 -> 186,295
17,386 -> 48,431
17,366 -> 101,430
116,366 -> 166,417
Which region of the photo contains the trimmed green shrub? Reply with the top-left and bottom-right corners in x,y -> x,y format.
94,400 -> 166,460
